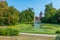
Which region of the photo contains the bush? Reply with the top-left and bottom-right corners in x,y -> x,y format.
55,36 -> 60,40
0,28 -> 19,36
56,30 -> 60,34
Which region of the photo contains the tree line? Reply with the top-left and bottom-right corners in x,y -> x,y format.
0,1 -> 34,26
41,3 -> 60,24
0,1 -> 60,26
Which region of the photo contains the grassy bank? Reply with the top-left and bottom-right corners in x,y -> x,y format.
0,23 -> 60,35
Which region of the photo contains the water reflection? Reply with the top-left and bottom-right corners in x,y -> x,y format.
33,22 -> 45,32
34,22 -> 40,28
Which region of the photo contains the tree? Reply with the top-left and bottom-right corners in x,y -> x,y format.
55,9 -> 60,23
0,1 -> 8,25
19,8 -> 34,22
0,1 -> 20,25
41,3 -> 57,23
5,6 -> 19,25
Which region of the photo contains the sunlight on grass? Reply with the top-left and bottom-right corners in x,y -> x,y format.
3,23 -> 60,34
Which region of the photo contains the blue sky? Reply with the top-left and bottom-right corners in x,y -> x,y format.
6,0 -> 60,16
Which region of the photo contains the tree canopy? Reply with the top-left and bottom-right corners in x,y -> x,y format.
19,8 -> 34,22
41,3 -> 60,24
0,1 -> 19,25
0,1 -> 34,25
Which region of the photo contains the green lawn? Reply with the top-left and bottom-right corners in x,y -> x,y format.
2,23 -> 60,35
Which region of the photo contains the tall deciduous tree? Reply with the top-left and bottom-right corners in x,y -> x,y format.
0,1 -> 20,25
19,8 -> 34,22
0,1 -> 8,25
41,3 -> 57,23
55,9 -> 60,23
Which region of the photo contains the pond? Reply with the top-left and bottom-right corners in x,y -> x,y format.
34,22 -> 40,28
19,22 -> 56,34
33,22 -> 44,32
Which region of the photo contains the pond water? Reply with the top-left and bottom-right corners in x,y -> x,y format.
34,22 -> 41,28
33,22 -> 45,32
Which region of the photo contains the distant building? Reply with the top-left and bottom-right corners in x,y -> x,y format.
39,11 -> 43,20
35,16 -> 40,22
34,11 -> 44,22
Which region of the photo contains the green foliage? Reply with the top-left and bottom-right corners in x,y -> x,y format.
44,3 -> 56,23
0,1 -> 34,25
0,28 -> 19,36
19,8 -> 34,22
55,36 -> 60,40
0,1 -> 19,25
41,3 -> 60,24
56,30 -> 60,34
55,9 -> 60,23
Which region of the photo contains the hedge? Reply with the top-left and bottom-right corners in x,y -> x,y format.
0,28 -> 19,36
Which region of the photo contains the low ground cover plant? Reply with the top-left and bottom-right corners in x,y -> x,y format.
0,28 -> 19,36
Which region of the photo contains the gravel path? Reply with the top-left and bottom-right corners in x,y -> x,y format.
0,33 -> 56,40
20,33 -> 57,37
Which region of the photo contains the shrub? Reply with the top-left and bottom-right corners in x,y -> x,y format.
56,30 -> 60,34
0,28 -> 19,36
55,36 -> 60,40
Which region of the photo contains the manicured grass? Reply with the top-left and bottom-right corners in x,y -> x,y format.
0,23 -> 60,35
40,23 -> 60,34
